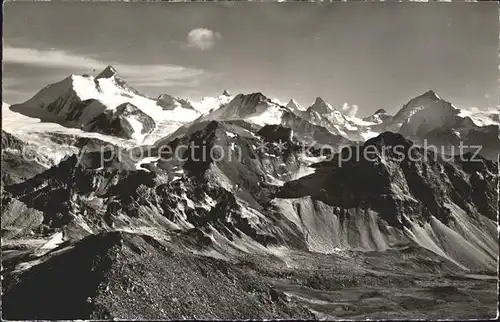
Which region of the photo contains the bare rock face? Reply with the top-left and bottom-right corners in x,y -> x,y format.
1,131 -> 49,186
1,231 -> 314,320
280,111 -> 350,146
2,130 -> 27,151
157,94 -> 195,111
1,190 -> 44,239
84,103 -> 156,139
368,90 -> 500,161
96,65 -> 142,95
257,125 -> 292,143
281,131 -> 498,225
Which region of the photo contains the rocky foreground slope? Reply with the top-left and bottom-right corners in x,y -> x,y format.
3,230 -> 497,320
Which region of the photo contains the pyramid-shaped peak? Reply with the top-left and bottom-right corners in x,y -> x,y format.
419,89 -> 442,101
402,89 -> 444,109
96,65 -> 118,79
222,89 -> 231,97
307,97 -> 333,114
286,98 -> 300,109
314,97 -> 328,106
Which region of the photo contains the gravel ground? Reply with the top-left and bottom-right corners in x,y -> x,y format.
2,231 -> 498,320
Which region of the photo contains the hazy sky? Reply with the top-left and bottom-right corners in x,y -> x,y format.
3,2 -> 498,116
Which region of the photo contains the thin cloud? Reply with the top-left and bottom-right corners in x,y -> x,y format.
186,28 -> 222,51
2,44 -> 208,88
3,45 -> 103,69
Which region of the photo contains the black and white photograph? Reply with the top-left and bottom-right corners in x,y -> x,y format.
1,1 -> 499,320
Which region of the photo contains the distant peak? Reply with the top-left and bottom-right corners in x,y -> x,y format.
307,97 -> 333,114
314,97 -> 328,106
402,89 -> 443,108
222,89 -> 231,97
419,89 -> 441,101
234,92 -> 268,102
95,65 -> 142,95
96,65 -> 118,79
286,99 -> 300,110
374,108 -> 387,114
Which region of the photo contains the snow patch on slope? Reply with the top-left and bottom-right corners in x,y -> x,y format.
458,107 -> 500,127
245,104 -> 284,126
191,94 -> 234,115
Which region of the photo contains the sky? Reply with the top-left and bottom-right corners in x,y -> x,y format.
2,2 -> 499,116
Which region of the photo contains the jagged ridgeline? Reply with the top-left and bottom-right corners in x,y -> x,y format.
1,66 -> 499,320
3,123 -> 498,269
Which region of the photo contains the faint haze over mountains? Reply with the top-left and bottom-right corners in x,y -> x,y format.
2,2 -> 498,115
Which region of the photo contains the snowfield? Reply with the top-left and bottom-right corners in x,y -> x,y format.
190,94 -> 234,115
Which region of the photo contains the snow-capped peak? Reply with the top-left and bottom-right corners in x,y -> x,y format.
421,89 -> 441,101
8,69 -> 202,145
222,89 -> 231,97
313,96 -> 330,107
96,65 -> 118,79
191,92 -> 234,115
286,98 -> 301,111
307,97 -> 334,115
391,89 -> 447,127
200,92 -> 285,126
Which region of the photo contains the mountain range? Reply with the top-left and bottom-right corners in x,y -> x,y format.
1,66 -> 498,320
